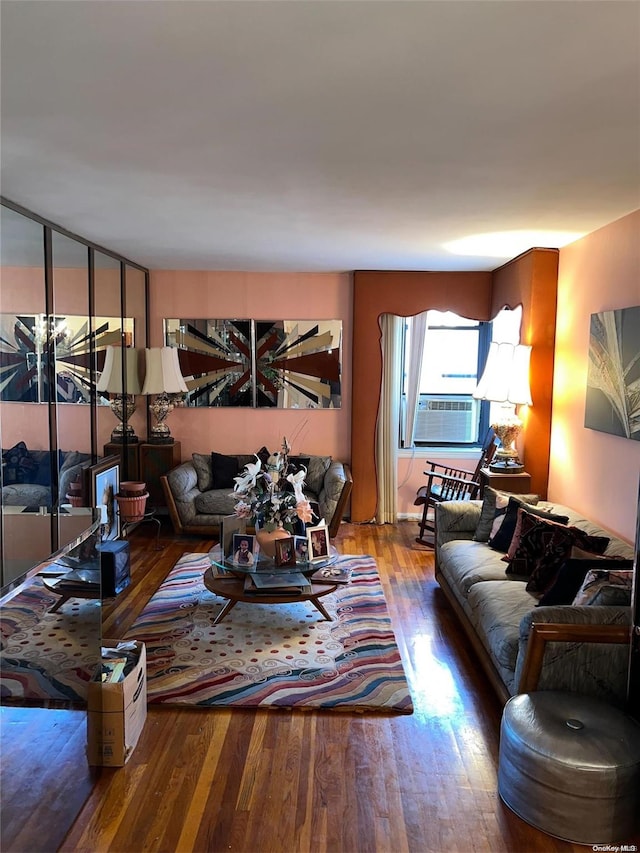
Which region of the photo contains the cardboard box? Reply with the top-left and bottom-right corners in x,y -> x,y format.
87,641 -> 147,766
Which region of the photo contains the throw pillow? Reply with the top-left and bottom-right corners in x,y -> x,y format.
509,514 -> 610,592
537,549 -> 633,606
473,487 -> 540,542
210,452 -> 240,490
2,441 -> 37,485
192,453 -> 213,491
572,569 -> 633,607
489,496 -> 568,554
304,455 -> 332,496
504,503 -> 571,563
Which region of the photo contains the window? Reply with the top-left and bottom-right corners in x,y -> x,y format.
401,308 -> 522,447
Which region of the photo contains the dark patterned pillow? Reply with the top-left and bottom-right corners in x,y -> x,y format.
210,452 -> 240,490
537,549 -> 633,606
504,504 -> 571,563
2,441 -> 37,485
473,487 -> 540,542
489,496 -> 568,554
506,512 -> 610,592
572,569 -> 633,606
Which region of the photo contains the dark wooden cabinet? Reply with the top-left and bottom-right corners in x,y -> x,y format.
479,467 -> 531,497
104,442 -> 140,481
139,442 -> 181,508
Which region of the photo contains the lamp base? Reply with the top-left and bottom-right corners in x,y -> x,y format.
489,459 -> 525,474
147,432 -> 175,445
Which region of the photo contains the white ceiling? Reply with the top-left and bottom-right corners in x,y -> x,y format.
1,0 -> 639,273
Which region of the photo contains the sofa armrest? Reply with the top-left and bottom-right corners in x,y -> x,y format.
162,462 -> 201,534
515,605 -> 631,706
318,461 -> 352,539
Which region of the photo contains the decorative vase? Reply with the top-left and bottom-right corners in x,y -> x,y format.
115,491 -> 149,523
255,524 -> 291,558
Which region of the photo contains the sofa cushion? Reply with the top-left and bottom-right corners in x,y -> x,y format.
210,452 -> 240,489
572,569 -> 633,606
192,453 -> 213,491
489,496 -> 569,553
2,441 -> 37,485
537,548 -> 634,606
438,540 -> 521,599
467,579 -> 538,673
304,455 -> 331,495
473,487 -> 540,542
194,489 -> 237,516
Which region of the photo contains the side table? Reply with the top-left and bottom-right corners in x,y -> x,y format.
139,442 -> 181,508
479,467 -> 531,497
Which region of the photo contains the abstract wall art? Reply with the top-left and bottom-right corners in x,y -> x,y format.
585,305 -> 640,440
164,318 -> 341,409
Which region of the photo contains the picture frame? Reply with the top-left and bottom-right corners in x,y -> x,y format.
221,514 -> 247,559
86,455 -> 120,541
231,533 -> 257,568
307,522 -> 329,563
293,535 -> 309,563
274,536 -> 296,567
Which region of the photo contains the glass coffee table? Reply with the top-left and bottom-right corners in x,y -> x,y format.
204,545 -> 340,625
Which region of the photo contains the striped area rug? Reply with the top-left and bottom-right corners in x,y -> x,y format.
125,552 -> 413,712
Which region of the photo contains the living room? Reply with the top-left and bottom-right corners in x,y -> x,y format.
1,2 -> 640,852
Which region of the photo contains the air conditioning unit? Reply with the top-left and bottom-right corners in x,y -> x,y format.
415,395 -> 479,442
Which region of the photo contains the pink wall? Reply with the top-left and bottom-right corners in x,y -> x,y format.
148,271 -> 353,463
549,209 -> 640,543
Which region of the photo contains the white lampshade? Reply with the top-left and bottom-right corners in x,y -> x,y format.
473,342 -> 532,405
141,347 -> 188,395
97,346 -> 142,395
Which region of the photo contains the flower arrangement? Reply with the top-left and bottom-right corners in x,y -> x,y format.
232,437 -> 315,532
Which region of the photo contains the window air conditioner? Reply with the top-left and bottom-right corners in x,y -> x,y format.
414,395 -> 479,442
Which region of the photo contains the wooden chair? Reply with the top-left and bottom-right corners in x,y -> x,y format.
414,431 -> 497,546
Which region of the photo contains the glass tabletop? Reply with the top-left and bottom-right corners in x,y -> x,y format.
208,543 -> 339,576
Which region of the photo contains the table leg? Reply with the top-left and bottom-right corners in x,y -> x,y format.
309,595 -> 333,621
212,598 -> 238,625
49,594 -> 70,613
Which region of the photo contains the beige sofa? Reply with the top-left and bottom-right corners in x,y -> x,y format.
435,496 -> 634,706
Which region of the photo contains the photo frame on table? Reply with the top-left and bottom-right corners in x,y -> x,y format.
275,536 -> 296,567
232,533 -> 257,567
307,522 -> 329,563
221,514 -> 247,559
294,535 -> 309,563
86,455 -> 120,541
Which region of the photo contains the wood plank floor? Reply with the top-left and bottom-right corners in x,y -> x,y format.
4,521 -> 607,852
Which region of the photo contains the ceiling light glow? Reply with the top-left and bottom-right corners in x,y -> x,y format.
444,230 -> 584,258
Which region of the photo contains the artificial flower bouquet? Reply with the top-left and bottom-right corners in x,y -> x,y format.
232,437 -> 315,532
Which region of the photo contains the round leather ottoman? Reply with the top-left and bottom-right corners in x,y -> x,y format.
498,691 -> 640,844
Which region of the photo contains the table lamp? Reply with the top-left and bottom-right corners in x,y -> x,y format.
96,346 -> 142,443
141,347 -> 188,444
473,342 -> 532,472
